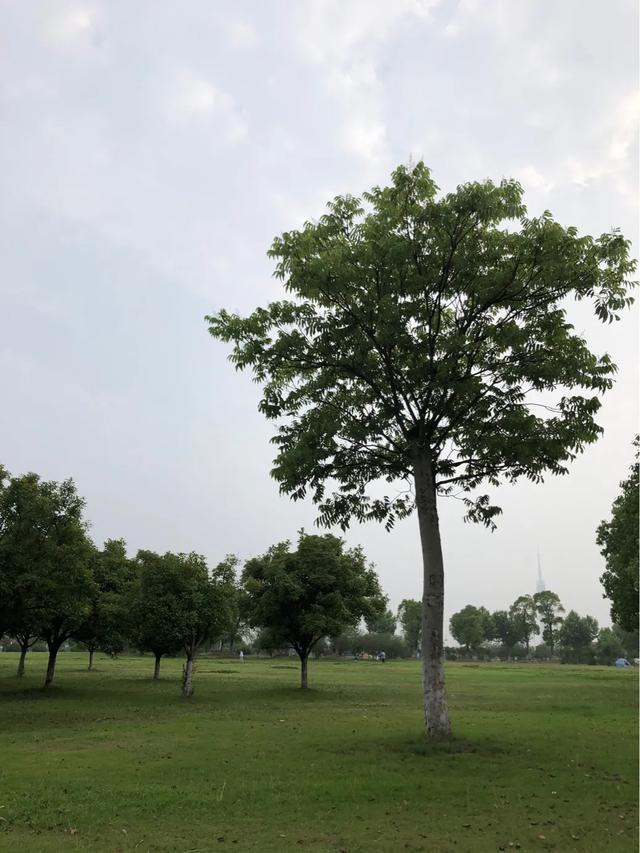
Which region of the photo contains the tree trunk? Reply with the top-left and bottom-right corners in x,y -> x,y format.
300,653 -> 308,689
88,649 -> 95,671
182,657 -> 194,698
17,644 -> 28,677
153,652 -> 162,680
44,644 -> 60,688
414,450 -> 451,738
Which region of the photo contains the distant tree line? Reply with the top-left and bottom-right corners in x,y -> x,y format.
447,591 -> 638,665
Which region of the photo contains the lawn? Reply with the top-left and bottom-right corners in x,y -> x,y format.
0,653 -> 636,852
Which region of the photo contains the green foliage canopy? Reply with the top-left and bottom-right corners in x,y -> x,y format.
207,162 -> 635,532
488,609 -> 527,657
73,539 -> 136,662
449,605 -> 490,652
130,550 -> 186,670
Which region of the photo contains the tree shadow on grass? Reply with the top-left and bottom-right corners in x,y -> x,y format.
391,732 -> 509,759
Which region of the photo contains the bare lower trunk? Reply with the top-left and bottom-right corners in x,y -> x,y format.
300,653 -> 308,689
414,451 -> 451,738
153,653 -> 162,680
17,645 -> 28,677
44,645 -> 60,687
88,649 -> 95,671
182,657 -> 194,697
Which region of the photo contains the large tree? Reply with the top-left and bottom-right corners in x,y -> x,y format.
597,438 -> 639,632
0,471 -> 94,687
533,590 -> 565,654
207,163 -> 635,736
449,605 -> 490,654
242,533 -> 384,688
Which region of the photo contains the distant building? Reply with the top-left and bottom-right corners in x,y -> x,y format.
536,550 -> 546,593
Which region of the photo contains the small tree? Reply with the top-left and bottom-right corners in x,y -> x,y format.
74,539 -> 135,670
208,163 -> 635,736
488,610 -> 527,659
243,533 -> 384,688
594,627 -> 626,665
611,623 -> 639,660
218,566 -> 250,651
449,605 -> 490,655
175,554 -> 238,697
0,467 -> 39,676
597,438 -> 639,632
130,551 -> 183,679
533,590 -> 565,654
557,611 -> 599,664
397,599 -> 422,654
509,594 -> 540,654
0,471 -> 94,687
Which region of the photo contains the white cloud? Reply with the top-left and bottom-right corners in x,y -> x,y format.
564,91 -> 638,190
344,118 -> 388,165
169,71 -> 248,140
607,90 -> 639,163
0,0 -> 636,630
226,18 -> 258,50
40,3 -> 96,45
172,71 -> 228,116
293,0 -> 441,168
519,165 -> 554,193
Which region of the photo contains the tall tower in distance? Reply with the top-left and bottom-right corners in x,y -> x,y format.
536,549 -> 546,593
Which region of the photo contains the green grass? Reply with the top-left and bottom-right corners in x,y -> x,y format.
0,653 -> 637,852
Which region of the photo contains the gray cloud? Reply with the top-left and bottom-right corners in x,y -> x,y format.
1,0 -> 637,635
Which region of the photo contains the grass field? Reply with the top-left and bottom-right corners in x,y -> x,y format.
0,653 -> 637,852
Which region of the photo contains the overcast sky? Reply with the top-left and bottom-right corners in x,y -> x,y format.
1,0 -> 637,637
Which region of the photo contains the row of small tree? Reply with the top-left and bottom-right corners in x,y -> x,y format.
0,468 -> 391,693
0,468 -> 240,694
448,592 -> 638,664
